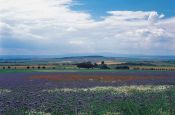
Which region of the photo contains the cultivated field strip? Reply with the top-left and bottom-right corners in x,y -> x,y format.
0,72 -> 175,114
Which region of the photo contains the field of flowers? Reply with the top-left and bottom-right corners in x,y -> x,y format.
0,71 -> 175,115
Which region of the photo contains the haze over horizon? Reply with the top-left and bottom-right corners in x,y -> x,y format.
0,0 -> 175,56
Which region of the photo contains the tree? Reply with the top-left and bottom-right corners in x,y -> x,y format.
101,61 -> 105,65
115,66 -> 129,70
94,63 -> 98,68
8,66 -> 11,69
99,64 -> 110,69
99,61 -> 110,69
76,62 -> 94,69
27,66 -> 30,69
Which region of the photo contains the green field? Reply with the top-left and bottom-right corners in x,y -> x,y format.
0,69 -> 168,74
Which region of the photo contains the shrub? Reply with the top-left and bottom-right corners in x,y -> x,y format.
27,66 -> 30,69
115,66 -> 129,70
99,64 -> 110,69
76,62 -> 94,69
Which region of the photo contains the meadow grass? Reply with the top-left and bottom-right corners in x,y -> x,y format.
4,85 -> 175,115
47,85 -> 175,115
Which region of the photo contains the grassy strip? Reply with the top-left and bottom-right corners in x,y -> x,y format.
0,69 -> 35,73
0,69 -> 167,73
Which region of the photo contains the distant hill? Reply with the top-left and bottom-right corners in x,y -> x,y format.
0,55 -> 175,61
57,56 -> 116,63
59,56 -> 105,59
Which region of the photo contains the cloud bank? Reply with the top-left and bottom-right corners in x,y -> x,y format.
0,0 -> 175,55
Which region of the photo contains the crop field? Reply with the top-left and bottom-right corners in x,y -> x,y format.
0,71 -> 175,115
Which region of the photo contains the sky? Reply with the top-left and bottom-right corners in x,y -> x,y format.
0,0 -> 175,56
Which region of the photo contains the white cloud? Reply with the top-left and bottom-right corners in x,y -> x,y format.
0,0 -> 175,55
148,11 -> 164,24
66,27 -> 78,32
69,40 -> 84,45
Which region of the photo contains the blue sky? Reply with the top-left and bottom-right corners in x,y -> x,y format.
72,0 -> 175,19
0,0 -> 175,56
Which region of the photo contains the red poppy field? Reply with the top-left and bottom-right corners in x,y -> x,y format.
31,73 -> 175,82
30,71 -> 175,83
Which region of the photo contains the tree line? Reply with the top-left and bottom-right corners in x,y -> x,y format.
75,61 -> 130,70
1,66 -> 49,70
75,61 -> 110,69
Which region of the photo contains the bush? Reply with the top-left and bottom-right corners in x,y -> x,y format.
27,66 -> 30,69
115,66 -> 129,70
76,62 -> 94,69
94,63 -> 98,68
99,64 -> 110,69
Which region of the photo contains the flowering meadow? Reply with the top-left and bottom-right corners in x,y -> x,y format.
0,71 -> 175,115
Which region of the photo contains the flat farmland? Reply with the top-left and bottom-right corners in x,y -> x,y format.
30,71 -> 175,84
1,71 -> 175,115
